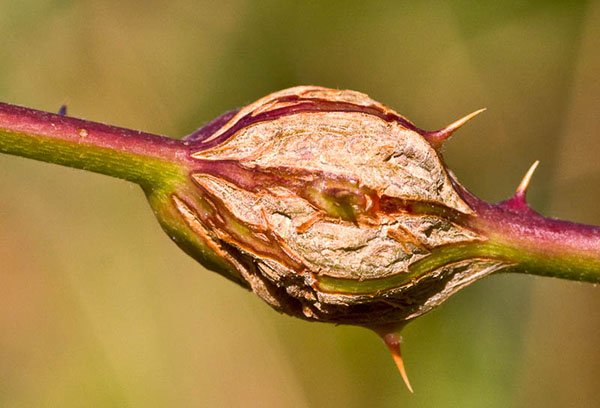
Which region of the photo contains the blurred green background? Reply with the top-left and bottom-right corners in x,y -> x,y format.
1,1 -> 599,406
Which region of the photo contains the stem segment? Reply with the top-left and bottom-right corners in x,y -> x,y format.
0,102 -> 189,189
473,202 -> 600,283
460,187 -> 600,284
1,101 -> 599,286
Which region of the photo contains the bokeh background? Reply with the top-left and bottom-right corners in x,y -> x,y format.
1,1 -> 599,407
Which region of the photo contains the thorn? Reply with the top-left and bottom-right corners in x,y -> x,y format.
442,108 -> 487,136
499,160 -> 540,211
424,108 -> 486,150
58,105 -> 67,116
380,331 -> 414,392
515,160 -> 540,200
390,345 -> 414,393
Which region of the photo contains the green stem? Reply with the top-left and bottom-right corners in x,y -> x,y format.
472,204 -> 600,283
0,102 -> 190,189
2,102 -> 599,289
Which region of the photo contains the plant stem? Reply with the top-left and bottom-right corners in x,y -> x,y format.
461,189 -> 600,284
473,202 -> 600,283
1,101 -> 599,286
0,102 -> 190,189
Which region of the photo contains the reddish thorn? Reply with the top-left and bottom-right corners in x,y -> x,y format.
423,108 -> 486,150
379,331 -> 414,392
514,160 -> 539,201
499,161 -> 540,211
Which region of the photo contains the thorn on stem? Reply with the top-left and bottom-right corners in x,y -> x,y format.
423,108 -> 486,150
499,160 -> 540,211
515,160 -> 540,200
58,105 -> 67,116
380,331 -> 414,393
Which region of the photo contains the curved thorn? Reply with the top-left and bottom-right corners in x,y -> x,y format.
380,332 -> 414,392
424,108 -> 486,150
390,346 -> 414,393
515,160 -> 540,199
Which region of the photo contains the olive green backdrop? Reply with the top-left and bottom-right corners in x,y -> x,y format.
1,1 -> 599,407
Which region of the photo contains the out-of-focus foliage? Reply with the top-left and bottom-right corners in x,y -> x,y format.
0,1 -> 599,407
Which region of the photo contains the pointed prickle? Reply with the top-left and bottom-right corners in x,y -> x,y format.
423,108 -> 486,150
379,331 -> 414,392
498,160 -> 540,211
515,160 -> 540,201
58,105 -> 67,116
